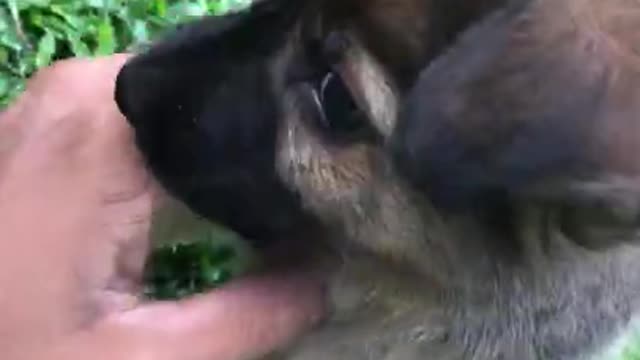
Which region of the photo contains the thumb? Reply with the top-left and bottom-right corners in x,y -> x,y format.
108,272 -> 326,360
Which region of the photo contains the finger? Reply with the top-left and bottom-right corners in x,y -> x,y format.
129,272 -> 325,360
94,275 -> 324,360
22,272 -> 325,360
27,54 -> 131,95
108,272 -> 326,360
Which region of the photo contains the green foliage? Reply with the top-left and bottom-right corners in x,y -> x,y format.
0,0 -> 251,107
144,241 -> 236,300
622,331 -> 640,360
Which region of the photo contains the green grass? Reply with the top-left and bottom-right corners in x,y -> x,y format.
0,0 -> 251,107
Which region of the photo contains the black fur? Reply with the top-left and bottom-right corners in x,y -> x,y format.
115,0 -> 310,247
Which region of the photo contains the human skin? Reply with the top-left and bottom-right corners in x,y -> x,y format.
0,54 -> 325,360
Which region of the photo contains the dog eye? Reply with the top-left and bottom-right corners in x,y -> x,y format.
318,71 -> 367,135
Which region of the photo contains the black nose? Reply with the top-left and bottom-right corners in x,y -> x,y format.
114,61 -> 133,114
114,58 -> 161,130
115,61 -> 142,129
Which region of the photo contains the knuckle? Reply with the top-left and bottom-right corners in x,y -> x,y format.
25,58 -> 97,102
31,58 -> 87,83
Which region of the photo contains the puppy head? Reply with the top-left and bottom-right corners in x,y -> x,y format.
113,0 -> 448,261
115,0 -> 308,247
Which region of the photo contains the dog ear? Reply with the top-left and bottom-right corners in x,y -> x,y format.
389,3 -> 640,248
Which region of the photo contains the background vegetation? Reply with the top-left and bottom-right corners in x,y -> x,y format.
0,0 -> 250,106
2,0 -> 640,358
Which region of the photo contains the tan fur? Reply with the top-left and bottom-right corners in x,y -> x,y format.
260,1 -> 640,359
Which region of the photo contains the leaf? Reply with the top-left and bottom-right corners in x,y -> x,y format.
0,76 -> 9,96
0,28 -> 24,52
13,0 -> 51,10
34,30 -> 56,68
167,2 -> 208,22
130,19 -> 149,44
0,77 -> 25,109
202,267 -> 231,285
94,16 -> 116,55
0,7 -> 11,32
155,0 -> 168,17
48,5 -> 83,30
0,48 -> 8,64
66,32 -> 91,57
121,0 -> 150,19
37,14 -> 78,40
85,0 -> 107,9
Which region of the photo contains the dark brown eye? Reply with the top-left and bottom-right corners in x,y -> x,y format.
291,31 -> 376,142
318,72 -> 366,135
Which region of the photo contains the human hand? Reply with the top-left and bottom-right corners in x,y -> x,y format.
0,55 -> 324,360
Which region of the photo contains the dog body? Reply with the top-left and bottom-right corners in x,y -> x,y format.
115,0 -> 640,359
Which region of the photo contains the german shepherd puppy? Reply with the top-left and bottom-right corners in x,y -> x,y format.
115,0 -> 640,358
